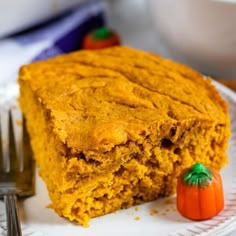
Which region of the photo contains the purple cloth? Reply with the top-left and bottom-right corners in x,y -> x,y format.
13,0 -> 106,61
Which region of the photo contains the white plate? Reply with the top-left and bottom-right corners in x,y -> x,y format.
0,80 -> 236,236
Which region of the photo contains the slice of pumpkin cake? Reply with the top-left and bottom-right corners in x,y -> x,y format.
18,46 -> 230,226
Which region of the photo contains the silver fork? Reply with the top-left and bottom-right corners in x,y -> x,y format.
0,107 -> 34,236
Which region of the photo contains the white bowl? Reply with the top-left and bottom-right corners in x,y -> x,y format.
0,0 -> 83,38
147,0 -> 236,77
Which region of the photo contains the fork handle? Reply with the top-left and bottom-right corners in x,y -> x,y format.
4,194 -> 22,236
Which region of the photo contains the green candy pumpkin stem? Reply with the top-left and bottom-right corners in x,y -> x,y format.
182,163 -> 212,188
92,27 -> 112,40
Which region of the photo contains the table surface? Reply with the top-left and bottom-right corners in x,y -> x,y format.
106,1 -> 236,235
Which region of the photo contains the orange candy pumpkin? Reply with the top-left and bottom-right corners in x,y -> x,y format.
177,163 -> 224,220
82,27 -> 120,50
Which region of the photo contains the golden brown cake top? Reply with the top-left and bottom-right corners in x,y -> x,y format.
19,46 -> 229,153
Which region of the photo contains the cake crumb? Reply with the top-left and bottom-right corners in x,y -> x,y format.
150,209 -> 158,216
164,199 -> 174,205
46,203 -> 53,208
134,216 -> 140,221
165,208 -> 170,212
134,207 -> 139,212
161,212 -> 167,216
16,119 -> 22,126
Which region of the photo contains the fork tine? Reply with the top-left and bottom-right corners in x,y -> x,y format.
10,108 -> 23,172
0,105 -> 34,236
0,108 -> 10,173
